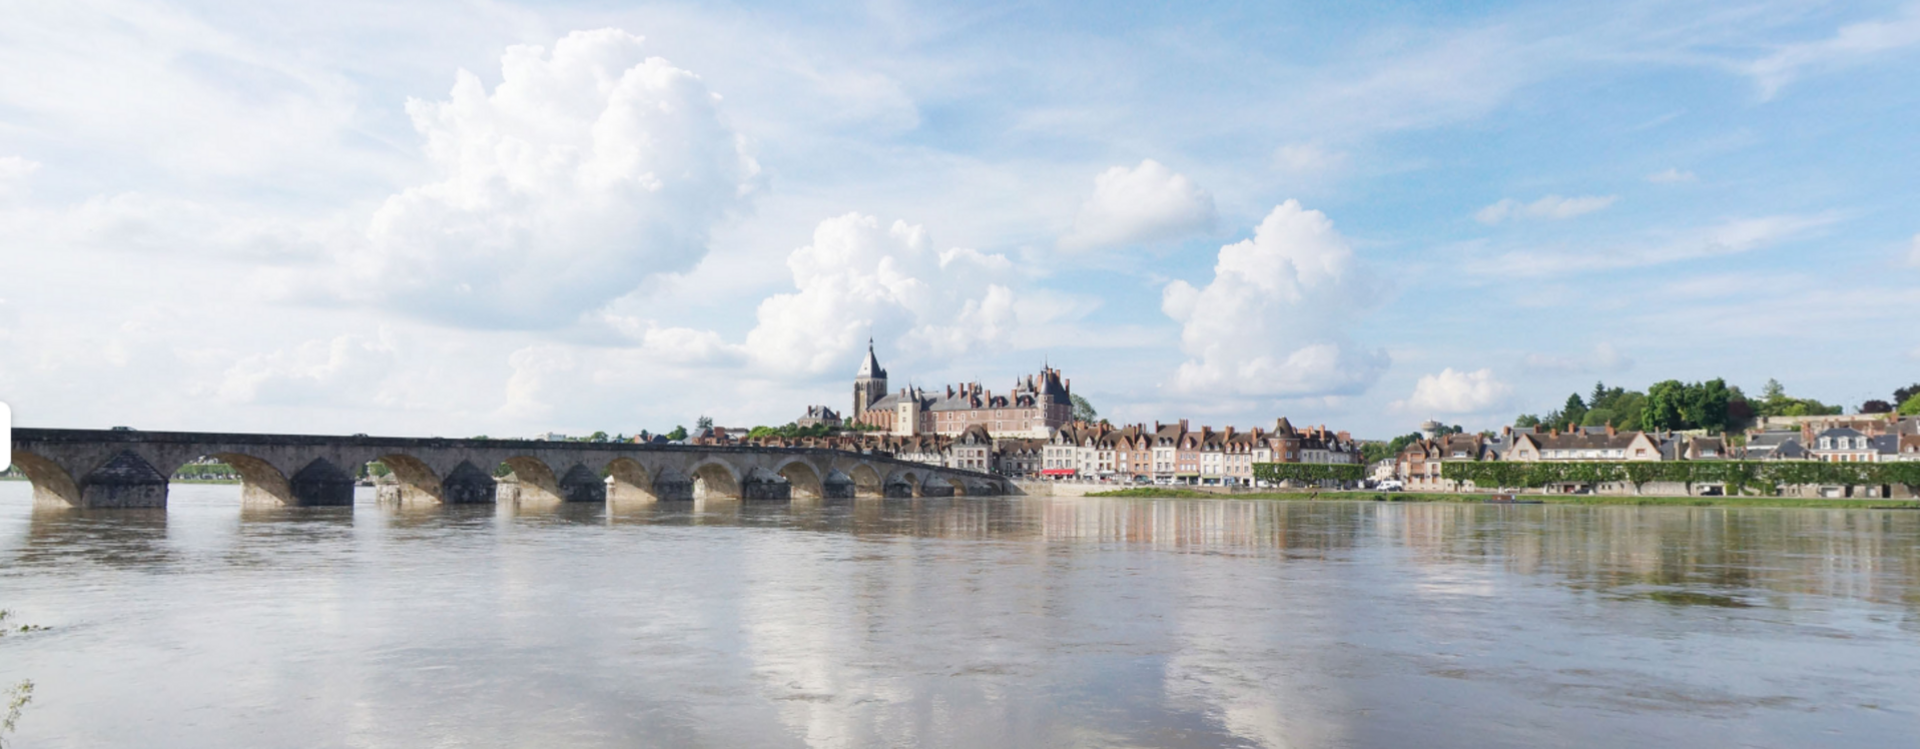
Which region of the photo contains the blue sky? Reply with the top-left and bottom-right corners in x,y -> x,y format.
1,0 -> 1916,439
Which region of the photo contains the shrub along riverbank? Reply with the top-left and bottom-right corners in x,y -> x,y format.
1083,487 -> 1920,509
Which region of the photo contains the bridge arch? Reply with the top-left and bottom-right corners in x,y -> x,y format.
202,452 -> 294,506
690,461 -> 741,500
9,451 -> 80,506
847,463 -> 882,498
497,455 -> 564,503
373,453 -> 442,505
776,460 -> 824,500
605,458 -> 655,502
884,469 -> 921,499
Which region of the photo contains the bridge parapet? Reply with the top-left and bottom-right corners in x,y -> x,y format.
8,428 -> 1016,509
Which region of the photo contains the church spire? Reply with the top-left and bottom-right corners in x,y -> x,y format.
857,337 -> 885,379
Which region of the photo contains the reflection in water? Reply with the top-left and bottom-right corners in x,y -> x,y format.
15,506 -> 174,569
1,483 -> 1917,748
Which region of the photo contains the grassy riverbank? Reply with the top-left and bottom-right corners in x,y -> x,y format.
1083,487 -> 1920,509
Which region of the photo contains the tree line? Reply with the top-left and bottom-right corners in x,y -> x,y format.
1510,378 -> 1891,435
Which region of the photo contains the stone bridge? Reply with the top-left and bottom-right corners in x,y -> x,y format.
8,428 -> 1015,509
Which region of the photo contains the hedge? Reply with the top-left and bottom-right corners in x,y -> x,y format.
1253,463 -> 1366,484
1440,460 -> 1920,496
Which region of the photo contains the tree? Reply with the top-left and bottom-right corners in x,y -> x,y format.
1725,396 -> 1755,430
1861,399 -> 1894,414
589,431 -> 609,443
695,415 -> 714,431
1560,393 -> 1588,429
1896,383 -> 1920,405
1901,394 -> 1920,416
1763,378 -> 1786,401
1514,414 -> 1541,428
1580,408 -> 1614,427
1070,394 -> 1098,423
1683,378 -> 1731,433
666,425 -> 688,441
1362,432 -> 1425,465
1644,380 -> 1686,430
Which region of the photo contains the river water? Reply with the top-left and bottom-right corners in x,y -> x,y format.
1,483 -> 1916,748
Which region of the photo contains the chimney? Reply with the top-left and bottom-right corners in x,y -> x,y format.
1179,419 -> 1189,433
1606,422 -> 1616,437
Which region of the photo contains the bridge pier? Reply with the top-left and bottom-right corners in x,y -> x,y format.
821,473 -> 856,500
288,459 -> 356,507
557,465 -> 606,503
740,469 -> 790,501
441,461 -> 497,504
79,451 -> 171,509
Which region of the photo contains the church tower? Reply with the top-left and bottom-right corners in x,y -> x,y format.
853,339 -> 888,419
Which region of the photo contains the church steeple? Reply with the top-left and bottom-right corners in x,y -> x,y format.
853,338 -> 888,419
857,337 -> 886,379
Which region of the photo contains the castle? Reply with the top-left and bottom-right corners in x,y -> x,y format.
850,341 -> 1073,439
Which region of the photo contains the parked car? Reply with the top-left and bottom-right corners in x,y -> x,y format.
1376,480 -> 1404,492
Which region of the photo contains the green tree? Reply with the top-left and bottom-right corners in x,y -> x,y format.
589,431 -> 609,443
1644,380 -> 1686,430
1683,378 -> 1731,433
695,416 -> 713,431
1560,393 -> 1588,429
1361,432 -> 1424,464
1514,414 -> 1541,428
1070,394 -> 1098,423
1580,408 -> 1615,427
666,425 -> 688,441
1900,394 -> 1920,416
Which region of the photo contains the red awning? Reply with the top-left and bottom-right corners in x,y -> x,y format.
1041,469 -> 1078,476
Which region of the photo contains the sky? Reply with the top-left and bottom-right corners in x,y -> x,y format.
1,0 -> 1917,440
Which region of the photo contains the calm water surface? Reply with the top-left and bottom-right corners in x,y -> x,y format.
1,483 -> 1917,748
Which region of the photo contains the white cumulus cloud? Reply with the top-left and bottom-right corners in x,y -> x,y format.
342,29 -> 760,328
1061,159 -> 1215,250
1163,200 -> 1388,398
1475,194 -> 1617,225
743,213 -> 1019,375
1395,368 -> 1513,415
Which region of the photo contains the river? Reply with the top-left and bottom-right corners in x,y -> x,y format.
1,482 -> 1915,748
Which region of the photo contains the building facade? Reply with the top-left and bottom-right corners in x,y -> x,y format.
849,342 -> 1074,439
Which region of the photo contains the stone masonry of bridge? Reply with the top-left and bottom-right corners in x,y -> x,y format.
9,428 -> 1015,509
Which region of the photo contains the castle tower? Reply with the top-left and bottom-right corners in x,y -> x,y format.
853,339 -> 888,418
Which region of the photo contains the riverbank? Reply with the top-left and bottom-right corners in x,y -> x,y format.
1084,487 -> 1920,509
